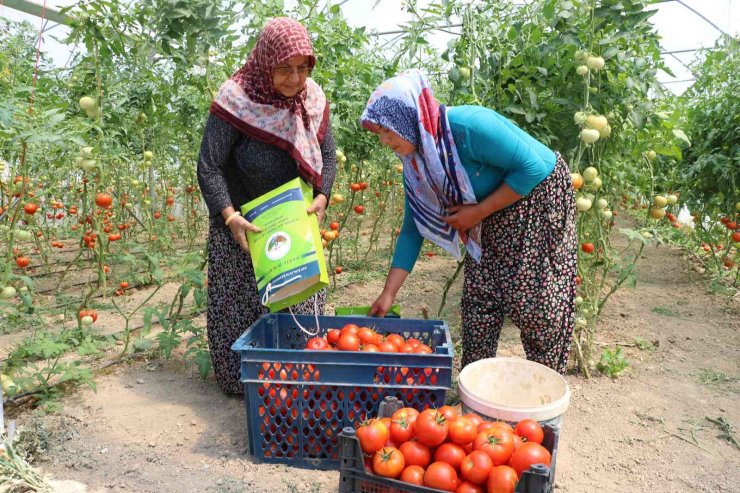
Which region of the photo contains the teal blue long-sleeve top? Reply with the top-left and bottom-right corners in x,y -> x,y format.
392,105 -> 557,273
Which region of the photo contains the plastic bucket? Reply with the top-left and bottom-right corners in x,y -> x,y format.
458,357 -> 571,430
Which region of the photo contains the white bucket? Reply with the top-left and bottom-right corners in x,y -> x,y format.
458,357 -> 571,425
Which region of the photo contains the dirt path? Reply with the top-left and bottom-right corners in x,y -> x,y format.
4,230 -> 739,493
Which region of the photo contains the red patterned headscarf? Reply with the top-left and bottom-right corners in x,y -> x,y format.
210,17 -> 330,187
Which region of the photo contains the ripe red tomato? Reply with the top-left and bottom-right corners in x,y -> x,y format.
390,416 -> 414,444
399,440 -> 431,468
514,419 -> 544,445
340,324 -> 359,336
377,340 -> 397,352
350,183 -> 362,192
385,333 -> 404,349
490,422 -> 514,434
460,450 -> 493,485
424,461 -> 459,492
153,211 -> 162,220
449,416 -> 478,445
15,256 -> 30,268
413,344 -> 433,354
166,196 -> 174,206
463,414 -> 484,427
373,447 -> 405,478
337,333 -> 360,351
330,221 -> 340,231
119,282 -> 129,289
487,465 -> 518,493
400,465 -> 425,485
356,419 -> 389,454
508,442 -> 551,477
406,337 -> 422,348
393,408 -> 419,424
434,442 -> 466,471
357,327 -> 379,345
327,329 -> 340,345
455,481 -> 484,493
95,193 -> 112,208
354,205 -> 365,214
305,337 -> 329,350
473,428 -> 515,466
362,344 -> 379,352
727,221 -> 738,230
415,410 -> 449,447
438,405 -> 459,422
512,434 -> 524,450
575,275 -> 582,285
732,232 -> 740,242
581,242 -> 594,254
23,203 -> 37,215
335,266 -> 343,274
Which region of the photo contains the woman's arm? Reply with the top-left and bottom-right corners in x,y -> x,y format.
196,114 -> 260,251
369,195 -> 423,316
196,114 -> 240,217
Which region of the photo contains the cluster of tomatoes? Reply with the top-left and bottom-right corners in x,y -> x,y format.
356,406 -> 551,493
304,324 -> 433,354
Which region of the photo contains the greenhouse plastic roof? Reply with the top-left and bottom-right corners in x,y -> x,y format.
1,0 -> 738,95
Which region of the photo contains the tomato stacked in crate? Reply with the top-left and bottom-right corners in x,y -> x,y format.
231,313 -> 453,468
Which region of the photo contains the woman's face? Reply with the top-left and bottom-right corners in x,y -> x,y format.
377,127 -> 416,156
273,55 -> 311,97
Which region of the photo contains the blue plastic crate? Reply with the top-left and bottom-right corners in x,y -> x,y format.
231,313 -> 453,469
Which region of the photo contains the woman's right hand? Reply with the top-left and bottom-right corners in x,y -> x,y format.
229,214 -> 261,253
369,290 -> 396,318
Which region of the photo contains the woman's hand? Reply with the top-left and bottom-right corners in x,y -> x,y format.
228,215 -> 261,253
307,194 -> 328,223
443,204 -> 486,231
368,290 -> 396,318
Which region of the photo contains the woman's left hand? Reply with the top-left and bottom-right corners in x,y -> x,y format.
443,204 -> 486,231
307,194 -> 328,223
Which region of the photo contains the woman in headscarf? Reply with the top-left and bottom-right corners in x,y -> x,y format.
362,70 -> 576,374
197,17 -> 336,394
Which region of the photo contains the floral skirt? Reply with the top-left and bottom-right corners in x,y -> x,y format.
461,154 -> 577,374
206,223 -> 325,394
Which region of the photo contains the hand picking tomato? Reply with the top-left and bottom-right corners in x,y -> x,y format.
514,419 -> 544,444
424,461 -> 459,492
373,447 -> 405,478
508,441 -> 551,476
487,465 -> 518,493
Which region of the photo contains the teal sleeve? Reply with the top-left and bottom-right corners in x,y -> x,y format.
465,113 -> 552,196
390,195 -> 424,273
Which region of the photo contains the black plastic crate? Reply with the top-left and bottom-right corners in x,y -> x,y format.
337,397 -> 560,493
231,314 -> 453,469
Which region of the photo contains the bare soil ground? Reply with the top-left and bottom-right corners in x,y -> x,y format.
3,228 -> 739,493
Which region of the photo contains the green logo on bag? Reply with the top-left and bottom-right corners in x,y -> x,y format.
266,232 -> 291,260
